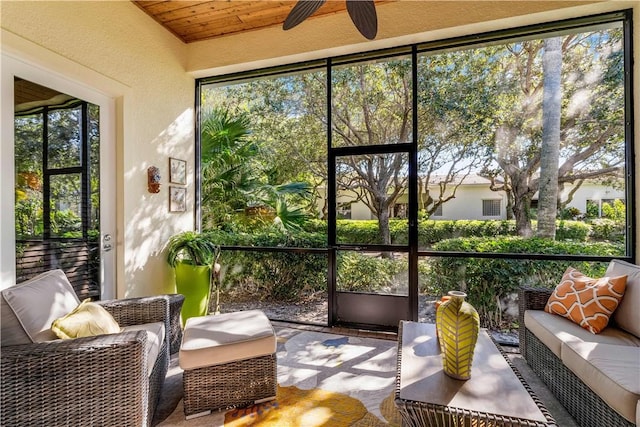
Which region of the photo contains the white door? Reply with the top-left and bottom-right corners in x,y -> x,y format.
2,53 -> 116,298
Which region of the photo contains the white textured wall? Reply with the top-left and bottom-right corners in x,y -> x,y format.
1,1 -> 194,297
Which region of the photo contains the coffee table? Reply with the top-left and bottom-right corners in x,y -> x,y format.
395,321 -> 556,426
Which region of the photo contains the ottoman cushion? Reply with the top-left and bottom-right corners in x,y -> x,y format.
180,310 -> 276,370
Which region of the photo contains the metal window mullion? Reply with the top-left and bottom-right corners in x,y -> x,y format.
622,9 -> 636,261
408,45 -> 419,321
327,58 -> 337,326
195,82 -> 202,231
81,102 -> 90,239
332,142 -> 412,157
42,107 -> 51,239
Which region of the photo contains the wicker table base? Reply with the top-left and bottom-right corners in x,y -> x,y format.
395,321 -> 556,427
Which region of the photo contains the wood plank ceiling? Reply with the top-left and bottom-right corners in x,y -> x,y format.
133,0 -> 381,43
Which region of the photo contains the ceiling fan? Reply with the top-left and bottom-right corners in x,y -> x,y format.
283,0 -> 378,40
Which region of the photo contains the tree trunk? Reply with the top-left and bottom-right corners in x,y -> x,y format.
378,204 -> 392,245
537,37 -> 563,239
513,192 -> 533,237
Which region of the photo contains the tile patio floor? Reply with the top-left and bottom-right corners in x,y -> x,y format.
154,321 -> 579,426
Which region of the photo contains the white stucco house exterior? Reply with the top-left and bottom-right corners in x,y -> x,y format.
328,174 -> 625,221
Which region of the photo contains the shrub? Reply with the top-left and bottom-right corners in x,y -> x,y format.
602,199 -> 625,221
554,220 -> 590,241
589,218 -> 625,242
337,252 -> 405,292
206,221 -> 622,320
211,228 -> 327,301
428,237 -> 622,328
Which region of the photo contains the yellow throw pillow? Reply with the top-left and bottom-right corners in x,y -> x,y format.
51,299 -> 121,339
544,267 -> 627,334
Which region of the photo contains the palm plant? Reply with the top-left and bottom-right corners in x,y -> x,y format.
200,107 -> 315,232
257,182 -> 313,231
200,108 -> 260,229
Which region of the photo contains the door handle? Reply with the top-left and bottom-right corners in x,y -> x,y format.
103,234 -> 113,252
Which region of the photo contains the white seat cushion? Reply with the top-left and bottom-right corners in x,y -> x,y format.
180,310 -> 276,370
524,310 -> 640,357
1,269 -> 80,345
562,341 -> 640,423
122,321 -> 165,377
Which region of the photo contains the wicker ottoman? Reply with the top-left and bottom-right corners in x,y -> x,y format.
179,310 -> 277,419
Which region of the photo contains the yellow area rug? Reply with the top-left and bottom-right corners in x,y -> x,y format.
224,386 -> 399,427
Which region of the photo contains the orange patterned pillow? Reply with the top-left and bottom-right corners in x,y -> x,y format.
544,267 -> 627,334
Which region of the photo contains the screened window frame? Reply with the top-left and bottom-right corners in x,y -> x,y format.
195,9 -> 635,264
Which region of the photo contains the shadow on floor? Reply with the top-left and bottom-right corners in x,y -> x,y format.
153,322 -> 579,427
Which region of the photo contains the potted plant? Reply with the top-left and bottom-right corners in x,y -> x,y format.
166,231 -> 220,325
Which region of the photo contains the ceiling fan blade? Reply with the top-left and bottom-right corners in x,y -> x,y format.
283,0 -> 327,30
346,0 -> 377,40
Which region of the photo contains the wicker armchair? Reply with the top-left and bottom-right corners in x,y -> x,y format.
1,295 -> 170,427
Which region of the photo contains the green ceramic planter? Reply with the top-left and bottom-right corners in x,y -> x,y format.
174,261 -> 211,326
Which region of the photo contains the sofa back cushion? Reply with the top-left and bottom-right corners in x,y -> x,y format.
606,259 -> 640,338
1,269 -> 80,345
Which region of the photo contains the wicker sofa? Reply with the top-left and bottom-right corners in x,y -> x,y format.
1,269 -> 170,427
519,259 -> 640,427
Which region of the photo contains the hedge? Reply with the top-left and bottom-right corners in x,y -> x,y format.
427,237 -> 624,328
205,222 -> 623,322
303,219 -> 594,246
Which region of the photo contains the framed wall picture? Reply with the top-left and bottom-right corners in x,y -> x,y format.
169,157 -> 186,185
169,186 -> 186,212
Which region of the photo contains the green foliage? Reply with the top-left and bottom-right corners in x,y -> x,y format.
166,231 -> 220,268
337,252 -> 404,292
200,108 -> 261,228
428,237 -> 622,327
302,219 -> 327,233
234,250 -> 326,300
330,219 -> 588,247
585,200 -> 600,219
200,108 -> 315,231
559,207 -> 581,220
554,220 -> 590,241
589,219 -> 625,242
206,222 -> 624,321
601,199 -> 625,221
215,229 -> 327,301
335,220 -> 383,244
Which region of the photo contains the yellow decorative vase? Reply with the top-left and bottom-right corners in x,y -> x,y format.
435,290 -> 480,380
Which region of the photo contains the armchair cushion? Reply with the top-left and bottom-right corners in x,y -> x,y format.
1,269 -> 79,345
52,298 -> 121,339
122,322 -> 165,377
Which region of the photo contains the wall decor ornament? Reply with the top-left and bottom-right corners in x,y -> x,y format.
169,157 -> 186,185
435,290 -> 480,380
147,166 -> 161,193
169,186 -> 186,212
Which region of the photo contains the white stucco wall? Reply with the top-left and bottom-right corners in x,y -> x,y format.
1,0 -> 638,298
561,183 -> 626,215
1,1 -> 194,297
